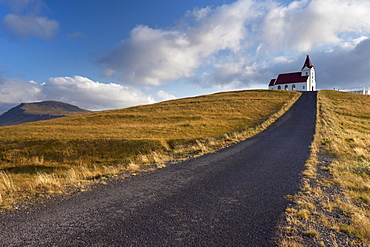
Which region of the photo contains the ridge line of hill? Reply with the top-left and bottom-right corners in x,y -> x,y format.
0,101 -> 90,126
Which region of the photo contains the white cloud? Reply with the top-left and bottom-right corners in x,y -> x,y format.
97,0 -> 264,86
3,14 -> 58,40
0,78 -> 42,103
262,0 -> 370,52
192,57 -> 269,88
43,76 -> 155,110
339,36 -> 369,49
187,6 -> 212,21
1,0 -> 59,40
274,56 -> 295,63
155,90 -> 176,101
0,76 -> 165,112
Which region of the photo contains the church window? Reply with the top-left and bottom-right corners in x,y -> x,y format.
292,84 -> 296,90
285,85 -> 288,90
278,85 -> 281,89
303,86 -> 305,89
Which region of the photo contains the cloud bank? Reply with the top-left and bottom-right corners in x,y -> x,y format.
0,76 -> 176,113
262,0 -> 370,52
98,0 -> 370,89
98,0 -> 263,86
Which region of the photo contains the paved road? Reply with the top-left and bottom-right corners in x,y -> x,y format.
0,92 -> 317,246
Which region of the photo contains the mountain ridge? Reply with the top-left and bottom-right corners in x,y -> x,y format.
0,101 -> 90,126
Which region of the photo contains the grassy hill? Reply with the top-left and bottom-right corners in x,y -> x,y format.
0,101 -> 90,126
279,90 -> 370,246
0,90 -> 300,208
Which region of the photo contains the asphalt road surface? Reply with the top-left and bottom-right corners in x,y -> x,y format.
0,92 -> 317,246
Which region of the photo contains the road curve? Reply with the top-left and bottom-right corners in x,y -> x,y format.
0,92 -> 317,246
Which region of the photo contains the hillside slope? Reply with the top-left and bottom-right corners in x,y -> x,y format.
0,90 -> 300,210
0,101 -> 90,126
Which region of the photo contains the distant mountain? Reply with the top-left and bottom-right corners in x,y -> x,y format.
0,101 -> 90,126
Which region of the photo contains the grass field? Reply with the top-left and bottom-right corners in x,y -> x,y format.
279,90 -> 370,246
0,89 -> 300,209
318,90 -> 370,243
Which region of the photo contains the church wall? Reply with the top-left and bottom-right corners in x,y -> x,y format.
269,82 -> 307,91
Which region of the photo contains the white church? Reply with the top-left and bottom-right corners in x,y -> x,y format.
268,55 -> 316,91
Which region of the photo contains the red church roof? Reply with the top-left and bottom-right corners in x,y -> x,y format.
273,72 -> 308,85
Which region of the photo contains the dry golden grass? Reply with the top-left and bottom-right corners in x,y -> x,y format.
0,90 -> 297,140
278,90 -> 370,246
0,89 -> 300,209
318,90 -> 370,242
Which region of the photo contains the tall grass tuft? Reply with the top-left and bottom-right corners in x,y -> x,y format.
0,171 -> 16,192
35,173 -> 62,191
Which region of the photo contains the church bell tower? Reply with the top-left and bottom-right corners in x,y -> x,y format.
301,55 -> 316,91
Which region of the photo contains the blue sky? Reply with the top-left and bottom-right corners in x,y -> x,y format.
1,0 -> 370,113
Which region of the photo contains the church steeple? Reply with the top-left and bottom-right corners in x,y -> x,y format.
302,55 -> 313,69
301,55 -> 316,91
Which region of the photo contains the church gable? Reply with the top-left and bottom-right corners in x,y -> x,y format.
269,79 -> 276,87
